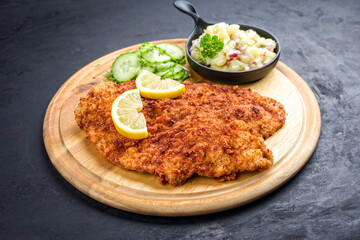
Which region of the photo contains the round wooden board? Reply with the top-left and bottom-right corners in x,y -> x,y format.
43,39 -> 321,216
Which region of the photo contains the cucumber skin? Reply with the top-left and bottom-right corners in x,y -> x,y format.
139,58 -> 156,73
139,42 -> 153,54
111,52 -> 141,83
156,43 -> 185,62
140,47 -> 188,81
141,47 -> 171,64
154,63 -> 189,81
154,62 -> 176,71
156,69 -> 172,78
110,42 -> 189,83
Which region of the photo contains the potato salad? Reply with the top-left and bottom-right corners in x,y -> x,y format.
190,22 -> 277,71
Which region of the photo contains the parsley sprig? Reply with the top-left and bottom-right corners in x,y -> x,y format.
104,71 -> 117,82
195,34 -> 224,62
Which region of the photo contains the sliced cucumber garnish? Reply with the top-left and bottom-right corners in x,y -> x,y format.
156,43 -> 185,62
156,68 -> 173,78
108,42 -> 189,83
139,42 -> 154,54
168,64 -> 189,81
142,47 -> 171,63
172,68 -> 189,81
141,64 -> 156,73
155,61 -> 176,71
112,52 -> 141,83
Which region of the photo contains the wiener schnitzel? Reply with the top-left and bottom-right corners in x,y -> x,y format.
75,81 -> 285,186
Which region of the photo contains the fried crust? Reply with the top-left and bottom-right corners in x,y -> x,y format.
75,81 -> 285,186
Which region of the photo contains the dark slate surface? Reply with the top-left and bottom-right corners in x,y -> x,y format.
1,0 -> 359,239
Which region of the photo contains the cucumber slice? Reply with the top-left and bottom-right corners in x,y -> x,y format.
156,69 -> 173,78
171,64 -> 185,74
109,42 -> 189,84
142,47 -> 171,63
156,43 -> 185,62
139,42 -> 154,54
140,64 -> 156,73
177,57 -> 186,65
155,64 -> 189,81
112,52 -> 141,82
155,61 -> 176,71
168,64 -> 189,81
172,69 -> 189,81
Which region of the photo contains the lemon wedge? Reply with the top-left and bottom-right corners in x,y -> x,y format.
111,89 -> 148,139
135,70 -> 185,99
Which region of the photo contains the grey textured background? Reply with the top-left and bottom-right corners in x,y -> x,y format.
1,0 -> 359,239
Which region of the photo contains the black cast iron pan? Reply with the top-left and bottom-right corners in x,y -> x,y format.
174,0 -> 281,84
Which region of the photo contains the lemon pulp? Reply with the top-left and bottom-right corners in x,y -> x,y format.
135,70 -> 185,99
111,89 -> 148,139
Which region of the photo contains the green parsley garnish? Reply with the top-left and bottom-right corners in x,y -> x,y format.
195,34 -> 224,62
104,71 -> 117,82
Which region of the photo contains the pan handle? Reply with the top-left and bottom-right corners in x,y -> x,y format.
173,0 -> 201,24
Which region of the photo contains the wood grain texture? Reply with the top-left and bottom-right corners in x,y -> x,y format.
43,39 -> 321,216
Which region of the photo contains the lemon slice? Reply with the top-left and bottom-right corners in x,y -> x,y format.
135,70 -> 185,99
111,89 -> 148,139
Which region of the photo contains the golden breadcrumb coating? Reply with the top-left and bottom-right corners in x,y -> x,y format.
75,81 -> 285,186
